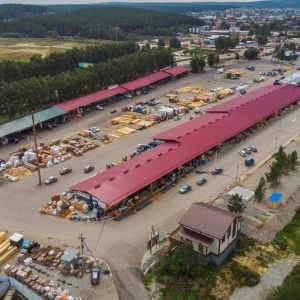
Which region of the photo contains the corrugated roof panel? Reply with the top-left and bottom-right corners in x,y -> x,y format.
120,71 -> 171,91
54,86 -> 127,112
0,107 -> 66,138
162,66 -> 189,76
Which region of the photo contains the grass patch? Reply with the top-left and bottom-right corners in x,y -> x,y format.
0,37 -> 101,61
183,48 -> 216,57
273,211 -> 300,254
142,234 -> 280,300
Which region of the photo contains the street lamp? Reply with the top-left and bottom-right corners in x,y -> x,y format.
274,136 -> 278,153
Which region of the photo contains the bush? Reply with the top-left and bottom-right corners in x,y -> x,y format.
229,261 -> 261,287
273,232 -> 288,251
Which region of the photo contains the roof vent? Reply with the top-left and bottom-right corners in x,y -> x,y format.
147,158 -> 152,162
158,153 -> 162,156
186,132 -> 190,135
177,135 -> 181,139
135,164 -> 141,168
168,148 -> 173,151
109,177 -> 114,181
95,184 -> 100,189
123,170 -> 129,174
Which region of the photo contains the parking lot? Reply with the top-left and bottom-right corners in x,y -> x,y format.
0,57 -> 299,300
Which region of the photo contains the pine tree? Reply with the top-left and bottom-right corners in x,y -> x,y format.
227,193 -> 246,213
289,151 -> 300,170
265,162 -> 281,187
254,177 -> 267,202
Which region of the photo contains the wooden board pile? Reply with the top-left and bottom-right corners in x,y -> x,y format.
4,167 -> 31,179
0,232 -> 18,265
111,112 -> 142,125
116,127 -> 137,135
177,86 -> 204,94
176,99 -> 193,107
227,69 -> 245,75
63,136 -> 100,155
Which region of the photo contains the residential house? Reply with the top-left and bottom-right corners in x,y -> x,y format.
173,202 -> 242,266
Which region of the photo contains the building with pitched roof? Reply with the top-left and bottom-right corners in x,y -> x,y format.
175,202 -> 242,266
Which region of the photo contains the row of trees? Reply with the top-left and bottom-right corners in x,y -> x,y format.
0,6 -> 203,39
214,36 -> 239,53
0,47 -> 174,120
0,41 -> 139,83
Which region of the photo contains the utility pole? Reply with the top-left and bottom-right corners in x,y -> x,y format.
274,136 -> 278,153
235,164 -> 239,180
32,112 -> 42,185
78,233 -> 85,272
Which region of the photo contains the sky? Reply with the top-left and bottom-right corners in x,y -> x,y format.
0,0 -> 263,4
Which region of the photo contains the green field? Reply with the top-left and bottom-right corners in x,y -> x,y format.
0,37 -> 102,61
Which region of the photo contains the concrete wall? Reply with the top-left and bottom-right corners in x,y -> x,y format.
0,275 -> 43,300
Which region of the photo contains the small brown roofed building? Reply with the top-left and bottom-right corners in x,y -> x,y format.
175,202 -> 242,266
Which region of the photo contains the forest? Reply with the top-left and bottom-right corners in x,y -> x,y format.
0,41 -> 139,83
0,47 -> 175,120
0,6 -> 203,39
0,4 -> 48,20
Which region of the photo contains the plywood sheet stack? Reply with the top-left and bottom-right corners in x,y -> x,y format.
176,99 -> 192,107
0,232 -> 18,265
189,87 -> 205,94
188,102 -> 203,108
116,127 -> 137,135
134,120 -> 154,127
227,69 -> 245,75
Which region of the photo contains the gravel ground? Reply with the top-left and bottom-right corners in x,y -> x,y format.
228,137 -> 300,299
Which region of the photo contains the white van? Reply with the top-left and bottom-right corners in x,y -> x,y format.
217,68 -> 224,74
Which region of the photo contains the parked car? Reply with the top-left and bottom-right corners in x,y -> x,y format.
212,167 -> 223,175
0,159 -> 6,165
197,178 -> 207,185
179,185 -> 192,194
174,116 -> 181,121
297,67 -> 300,71
95,105 -> 104,110
250,146 -> 257,152
91,268 -> 100,285
289,61 -> 295,65
45,176 -> 58,185
238,150 -> 247,157
243,147 -> 251,154
84,166 -> 95,173
60,167 -> 72,175
110,109 -> 117,113
245,66 -> 255,71
240,89 -> 246,95
245,157 -> 255,166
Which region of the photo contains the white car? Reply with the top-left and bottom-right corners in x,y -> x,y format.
238,150 -> 247,157
95,105 -> 104,110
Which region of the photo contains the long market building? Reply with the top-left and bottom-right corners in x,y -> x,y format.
70,84 -> 300,217
0,66 -> 188,143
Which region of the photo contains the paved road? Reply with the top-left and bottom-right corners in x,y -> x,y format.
0,58 -> 299,300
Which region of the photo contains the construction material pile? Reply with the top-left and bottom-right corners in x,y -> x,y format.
227,69 -> 245,75
177,86 -> 205,94
4,263 -> 75,299
62,136 -> 100,156
4,166 -> 32,180
0,232 -> 18,265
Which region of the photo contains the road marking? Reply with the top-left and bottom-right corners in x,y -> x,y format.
292,118 -> 298,122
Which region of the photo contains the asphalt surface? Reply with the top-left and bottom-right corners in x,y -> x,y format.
0,58 -> 299,300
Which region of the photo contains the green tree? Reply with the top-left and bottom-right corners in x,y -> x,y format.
157,38 -> 165,47
219,21 -> 230,30
170,243 -> 204,279
278,48 -> 285,61
169,37 -> 181,48
215,53 -> 220,65
288,151 -> 300,171
256,34 -> 268,46
254,177 -> 267,202
235,52 -> 240,61
265,162 -> 281,187
227,194 -> 246,213
274,146 -> 289,175
244,48 -> 260,59
190,57 -> 205,73
207,53 -> 215,67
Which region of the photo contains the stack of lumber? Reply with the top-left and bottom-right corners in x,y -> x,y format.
188,102 -> 203,108
0,232 -> 18,266
217,90 -> 233,97
177,86 -> 204,93
116,127 -> 137,135
227,69 -> 245,75
4,167 -> 31,179
176,99 -> 193,107
281,66 -> 292,71
133,120 -> 154,127
111,112 -> 142,125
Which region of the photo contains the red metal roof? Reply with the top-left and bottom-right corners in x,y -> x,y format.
179,228 -> 214,247
71,84 -> 300,207
180,203 -> 241,239
206,85 -> 283,114
120,71 -> 171,91
54,86 -> 127,112
162,66 -> 189,76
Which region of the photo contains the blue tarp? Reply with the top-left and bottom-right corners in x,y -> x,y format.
269,192 -> 282,203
